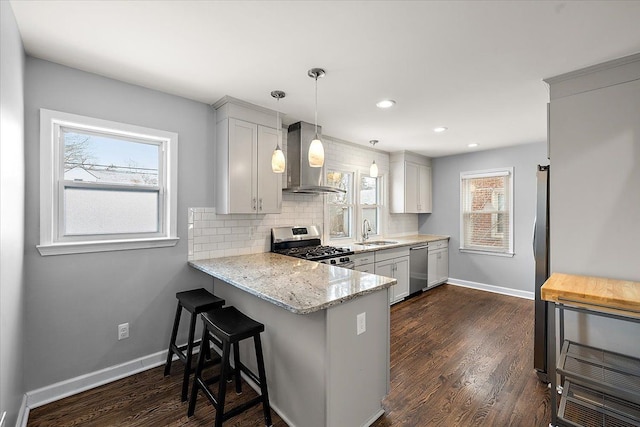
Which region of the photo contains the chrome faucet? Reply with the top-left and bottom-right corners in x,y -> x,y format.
362,219 -> 372,243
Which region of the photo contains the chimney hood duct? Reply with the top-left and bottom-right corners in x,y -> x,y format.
283,121 -> 345,194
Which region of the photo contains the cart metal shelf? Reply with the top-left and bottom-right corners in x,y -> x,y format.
558,340 -> 640,406
558,380 -> 640,427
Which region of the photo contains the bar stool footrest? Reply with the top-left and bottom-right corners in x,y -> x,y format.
221,397 -> 263,421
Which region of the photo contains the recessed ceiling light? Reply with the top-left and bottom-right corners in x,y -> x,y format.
433,127 -> 448,133
468,143 -> 479,148
376,99 -> 396,109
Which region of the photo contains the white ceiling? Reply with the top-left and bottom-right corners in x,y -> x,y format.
9,1 -> 640,157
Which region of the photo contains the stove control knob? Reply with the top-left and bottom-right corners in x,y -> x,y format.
330,259 -> 337,264
340,257 -> 350,263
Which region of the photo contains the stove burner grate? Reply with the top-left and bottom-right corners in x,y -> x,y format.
275,245 -> 353,261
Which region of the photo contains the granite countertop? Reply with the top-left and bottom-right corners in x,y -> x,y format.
342,234 -> 450,254
189,253 -> 396,315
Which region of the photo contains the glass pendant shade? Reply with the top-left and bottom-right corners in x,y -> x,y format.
270,90 -> 286,173
272,145 -> 285,173
307,68 -> 326,168
308,138 -> 325,168
370,160 -> 379,178
369,140 -> 379,177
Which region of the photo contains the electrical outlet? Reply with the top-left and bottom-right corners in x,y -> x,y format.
118,323 -> 129,340
357,312 -> 366,335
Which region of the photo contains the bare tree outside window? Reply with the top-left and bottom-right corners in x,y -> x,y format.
64,134 -> 94,170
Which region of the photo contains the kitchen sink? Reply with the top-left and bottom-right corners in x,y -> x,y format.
354,240 -> 398,246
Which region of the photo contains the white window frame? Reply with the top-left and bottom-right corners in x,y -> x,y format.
358,172 -> 382,240
37,109 -> 179,256
325,168 -> 355,240
459,167 -> 514,257
325,165 -> 383,243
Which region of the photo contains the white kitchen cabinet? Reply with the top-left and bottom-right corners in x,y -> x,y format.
214,97 -> 282,214
390,152 -> 432,213
374,247 -> 410,304
427,239 -> 448,288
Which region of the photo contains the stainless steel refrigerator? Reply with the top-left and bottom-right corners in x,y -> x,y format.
533,164 -> 550,382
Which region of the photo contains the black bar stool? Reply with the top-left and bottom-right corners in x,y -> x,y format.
164,288 -> 225,401
188,306 -> 272,427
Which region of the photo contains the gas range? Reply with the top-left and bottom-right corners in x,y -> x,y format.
271,225 -> 355,267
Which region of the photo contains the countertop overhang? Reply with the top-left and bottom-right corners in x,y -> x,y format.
189,252 -> 396,315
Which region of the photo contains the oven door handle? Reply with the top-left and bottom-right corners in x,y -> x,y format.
340,261 -> 355,270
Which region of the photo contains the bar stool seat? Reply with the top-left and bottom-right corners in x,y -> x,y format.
164,288 -> 225,401
188,306 -> 272,427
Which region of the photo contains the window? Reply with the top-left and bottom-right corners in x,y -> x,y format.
460,168 -> 513,256
326,169 -> 381,241
360,175 -> 380,235
38,109 -> 179,255
326,170 -> 354,239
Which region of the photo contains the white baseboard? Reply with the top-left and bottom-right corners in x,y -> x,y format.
25,349 -> 168,410
447,278 -> 534,300
23,348 -> 290,426
16,395 -> 28,427
363,408 -> 386,427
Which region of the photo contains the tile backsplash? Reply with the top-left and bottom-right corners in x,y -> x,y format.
188,193 -> 323,261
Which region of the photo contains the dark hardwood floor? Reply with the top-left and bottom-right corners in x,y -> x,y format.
372,285 -> 551,426
28,285 -> 551,426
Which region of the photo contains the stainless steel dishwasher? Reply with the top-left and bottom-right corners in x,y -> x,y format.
409,244 -> 429,295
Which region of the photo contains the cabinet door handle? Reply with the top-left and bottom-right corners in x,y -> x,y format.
259,198 -> 263,211
252,197 -> 257,211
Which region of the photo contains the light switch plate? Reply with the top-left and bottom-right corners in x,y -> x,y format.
357,312 -> 366,335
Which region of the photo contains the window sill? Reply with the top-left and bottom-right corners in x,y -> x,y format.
459,248 -> 514,258
37,237 -> 180,256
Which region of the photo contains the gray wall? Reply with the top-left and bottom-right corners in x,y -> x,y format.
420,142 -> 548,294
547,57 -> 640,358
0,2 -> 26,425
23,58 -> 216,391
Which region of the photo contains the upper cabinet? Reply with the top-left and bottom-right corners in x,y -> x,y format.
214,97 -> 282,214
390,152 -> 432,213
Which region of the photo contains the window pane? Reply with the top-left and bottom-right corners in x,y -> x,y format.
362,207 -> 378,234
326,171 -> 352,204
329,205 -> 350,238
63,128 -> 159,187
64,187 -> 159,235
461,172 -> 511,253
360,176 -> 378,205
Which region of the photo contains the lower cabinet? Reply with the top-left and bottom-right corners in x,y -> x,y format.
427,240 -> 449,288
352,252 -> 374,273
374,247 -> 410,305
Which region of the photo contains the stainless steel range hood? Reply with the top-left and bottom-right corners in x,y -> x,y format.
283,121 -> 345,194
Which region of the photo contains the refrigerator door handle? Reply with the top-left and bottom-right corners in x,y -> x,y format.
532,217 -> 537,255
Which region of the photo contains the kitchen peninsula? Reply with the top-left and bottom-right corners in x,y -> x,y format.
189,252 -> 396,427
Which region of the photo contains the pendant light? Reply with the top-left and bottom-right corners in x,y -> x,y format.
369,140 -> 379,178
307,68 -> 325,168
270,90 -> 286,174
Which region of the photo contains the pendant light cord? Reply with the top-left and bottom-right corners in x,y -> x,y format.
314,75 -> 319,138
